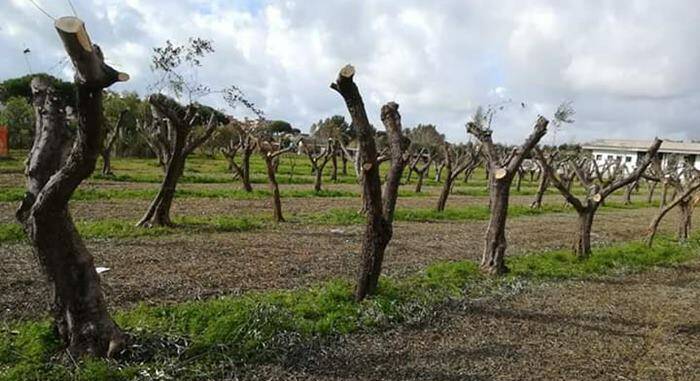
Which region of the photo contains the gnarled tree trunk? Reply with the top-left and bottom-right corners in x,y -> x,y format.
137,96 -> 218,227
481,179 -> 510,274
530,165 -> 549,209
101,110 -> 126,175
265,155 -> 284,222
436,176 -> 454,212
678,199 -> 693,241
573,205 -> 597,256
16,17 -> 129,357
469,116 -> 549,274
331,148 -> 338,182
332,65 -> 408,301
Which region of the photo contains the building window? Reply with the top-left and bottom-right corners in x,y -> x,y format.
616,156 -> 622,161
607,155 -> 612,160
626,156 -> 632,162
596,154 -> 602,160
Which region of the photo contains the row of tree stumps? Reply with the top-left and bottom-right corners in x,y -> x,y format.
18,16 -> 696,360
329,65 -> 681,302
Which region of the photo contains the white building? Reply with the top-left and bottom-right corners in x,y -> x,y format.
582,139 -> 700,172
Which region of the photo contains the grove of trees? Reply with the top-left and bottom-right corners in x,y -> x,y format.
12,15 -> 698,363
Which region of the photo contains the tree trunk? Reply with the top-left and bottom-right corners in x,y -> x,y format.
463,166 -> 474,184
19,63 -> 126,356
530,169 -> 549,209
516,170 -> 523,192
436,174 -> 454,211
647,181 -> 657,204
331,151 -> 338,181
101,150 -> 112,176
678,199 -> 692,241
241,150 -> 253,192
341,154 -> 348,175
314,165 -> 323,192
435,162 -> 444,182
623,180 -> 638,205
573,206 -> 596,258
661,182 -> 669,207
331,66 -> 406,301
481,179 -> 510,274
415,170 -> 425,193
265,155 -> 284,222
138,154 -> 185,227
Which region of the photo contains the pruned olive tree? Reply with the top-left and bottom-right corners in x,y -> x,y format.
256,127 -> 297,222
331,65 -> 410,301
410,149 -> 433,193
529,150 -> 576,209
138,37 -> 259,226
16,17 -> 129,357
537,139 -> 662,256
645,160 -> 700,246
435,143 -> 481,212
310,115 -> 353,179
221,119 -> 258,192
467,106 -> 553,274
100,108 -> 126,175
137,95 -> 223,227
530,151 -> 553,209
302,138 -> 333,192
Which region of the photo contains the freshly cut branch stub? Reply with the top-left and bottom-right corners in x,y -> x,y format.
494,167 -> 507,179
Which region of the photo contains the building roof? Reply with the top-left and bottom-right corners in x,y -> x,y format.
582,139 -> 700,155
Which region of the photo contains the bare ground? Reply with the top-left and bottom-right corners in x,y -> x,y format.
244,260 -> 700,381
1,200 -> 694,320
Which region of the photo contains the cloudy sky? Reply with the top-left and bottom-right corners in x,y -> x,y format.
2,0 -> 699,144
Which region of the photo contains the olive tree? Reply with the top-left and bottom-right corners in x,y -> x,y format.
331,65 -> 410,300
16,17 -> 129,357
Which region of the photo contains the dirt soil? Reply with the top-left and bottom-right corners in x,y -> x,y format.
1,201 -> 694,321
243,261 -> 700,381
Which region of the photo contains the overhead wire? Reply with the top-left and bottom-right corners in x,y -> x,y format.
27,0 -> 56,21
66,0 -> 78,17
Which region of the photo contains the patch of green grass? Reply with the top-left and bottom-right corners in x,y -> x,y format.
0,187 -> 363,203
510,238 -> 695,279
0,200 -> 655,244
0,224 -> 23,243
2,236 -> 698,380
0,216 -> 262,244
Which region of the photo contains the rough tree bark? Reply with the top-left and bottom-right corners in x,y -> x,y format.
137,96 -> 218,227
538,139 -> 662,257
331,65 -> 409,301
100,109 -> 126,175
330,142 -> 339,182
468,116 -> 549,274
436,144 -> 480,212
15,17 -> 129,357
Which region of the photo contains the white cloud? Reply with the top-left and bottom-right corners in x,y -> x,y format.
1,0 -> 699,144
